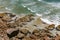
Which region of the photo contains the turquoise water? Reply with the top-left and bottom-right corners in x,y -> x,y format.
43,0 -> 60,2
0,0 -> 60,25
0,0 -> 55,14
0,0 -> 59,14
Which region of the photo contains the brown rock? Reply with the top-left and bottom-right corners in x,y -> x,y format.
32,29 -> 40,36
56,25 -> 60,31
16,32 -> 25,39
0,19 -> 7,28
6,28 -> 19,38
0,13 -> 7,18
20,29 -> 30,35
22,36 -> 32,40
45,24 -> 55,30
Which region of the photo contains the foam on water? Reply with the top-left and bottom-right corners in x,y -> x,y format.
47,2 -> 60,8
36,13 -> 60,27
28,0 -> 60,26
39,0 -> 60,8
38,0 -> 42,1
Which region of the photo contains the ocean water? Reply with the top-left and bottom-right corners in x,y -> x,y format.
0,0 -> 60,25
43,0 -> 60,2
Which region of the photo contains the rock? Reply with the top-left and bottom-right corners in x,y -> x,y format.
6,28 -> 19,38
54,34 -> 60,40
32,29 -> 40,36
22,36 -> 32,40
0,13 -> 60,40
20,29 -> 30,35
7,23 -> 17,28
0,13 -> 7,18
16,33 -> 25,39
10,37 -> 20,40
16,14 -> 34,23
56,25 -> 60,31
0,19 -> 7,28
2,34 -> 9,40
0,37 -> 3,40
45,24 -> 55,30
30,34 -> 37,39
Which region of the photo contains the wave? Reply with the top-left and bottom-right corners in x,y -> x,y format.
21,0 -> 60,25
38,0 -> 60,8
47,2 -> 60,8
0,0 -> 60,25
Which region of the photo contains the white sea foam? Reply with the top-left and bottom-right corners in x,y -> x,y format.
36,13 -> 52,24
41,17 -> 59,27
22,2 -> 36,7
38,0 -> 42,1
36,14 -> 60,27
47,2 -> 60,8
27,8 -> 36,12
5,7 -> 13,11
39,0 -> 60,8
36,13 -> 42,17
22,5 -> 26,7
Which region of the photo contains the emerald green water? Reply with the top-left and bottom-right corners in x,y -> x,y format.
0,0 -> 32,14
0,0 -> 55,14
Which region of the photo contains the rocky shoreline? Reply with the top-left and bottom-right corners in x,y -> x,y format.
0,12 -> 60,40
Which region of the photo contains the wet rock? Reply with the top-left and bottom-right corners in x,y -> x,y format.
32,29 -> 40,36
7,23 -> 17,28
9,13 -> 16,17
56,25 -> 60,31
16,14 -> 34,23
3,12 -> 16,18
2,15 -> 11,22
7,28 -> 19,38
0,13 -> 60,40
0,13 -> 7,18
0,19 -> 7,28
16,32 -> 25,39
10,37 -> 20,40
20,29 -> 30,35
45,24 -> 55,30
22,36 -> 32,40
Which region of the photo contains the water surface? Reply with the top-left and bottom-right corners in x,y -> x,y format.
0,0 -> 60,25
